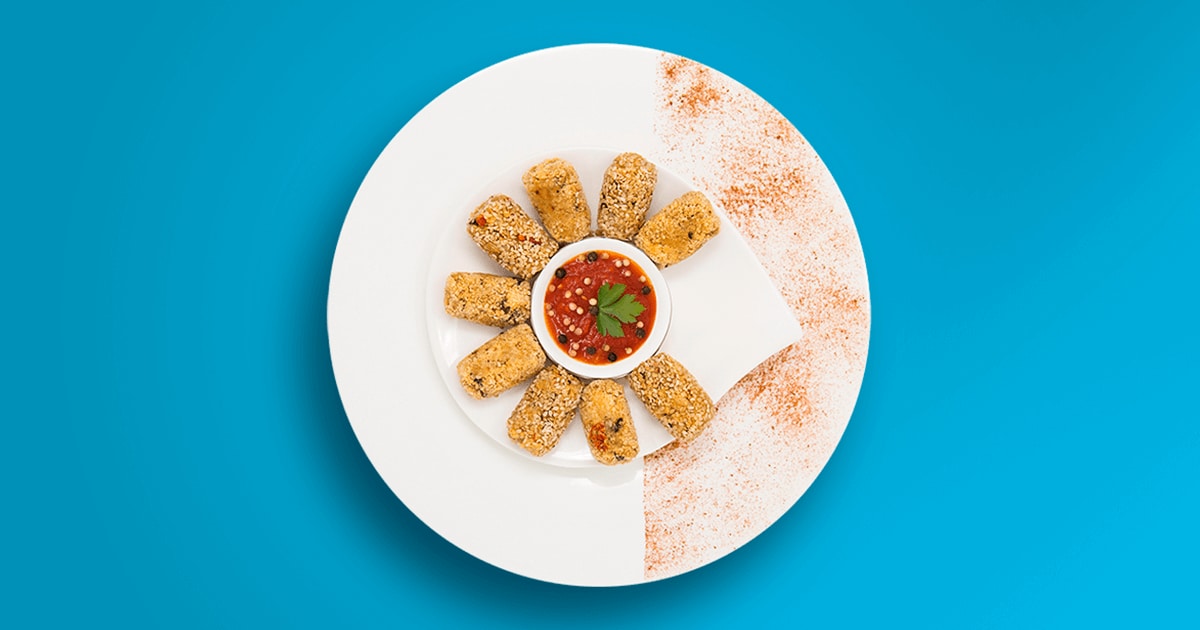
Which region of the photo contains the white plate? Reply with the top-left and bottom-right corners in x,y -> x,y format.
328,44 -> 871,586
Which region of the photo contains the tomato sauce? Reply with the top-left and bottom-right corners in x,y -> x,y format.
542,250 -> 656,364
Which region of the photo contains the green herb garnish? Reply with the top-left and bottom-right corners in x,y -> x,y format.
595,282 -> 645,338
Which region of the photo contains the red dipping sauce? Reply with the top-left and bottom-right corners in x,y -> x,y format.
542,250 -> 656,364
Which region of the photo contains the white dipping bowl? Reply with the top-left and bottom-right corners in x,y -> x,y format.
530,237 -> 671,380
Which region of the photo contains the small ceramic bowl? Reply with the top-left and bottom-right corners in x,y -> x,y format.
530,237 -> 671,380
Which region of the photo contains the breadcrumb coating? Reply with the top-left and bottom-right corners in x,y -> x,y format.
467,194 -> 557,279
579,379 -> 640,465
507,365 -> 583,456
444,272 -> 531,327
522,158 -> 591,244
598,152 -> 656,240
627,353 -> 714,443
456,324 -> 546,399
634,191 -> 719,266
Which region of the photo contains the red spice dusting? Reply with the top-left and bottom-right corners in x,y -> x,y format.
643,53 -> 870,581
660,56 -> 724,117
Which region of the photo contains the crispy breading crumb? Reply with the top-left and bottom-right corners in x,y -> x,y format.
579,379 -> 640,465
456,324 -> 546,399
507,365 -> 583,456
598,152 -> 656,240
444,272 -> 531,328
634,191 -> 719,266
467,194 -> 558,279
522,158 -> 591,244
627,353 -> 714,443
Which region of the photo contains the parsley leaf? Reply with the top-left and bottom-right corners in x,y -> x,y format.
596,311 -> 624,337
597,282 -> 626,308
606,293 -> 644,323
595,283 -> 646,338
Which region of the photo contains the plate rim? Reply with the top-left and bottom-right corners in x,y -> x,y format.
327,42 -> 870,586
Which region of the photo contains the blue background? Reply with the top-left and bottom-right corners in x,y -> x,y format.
3,1 -> 1197,627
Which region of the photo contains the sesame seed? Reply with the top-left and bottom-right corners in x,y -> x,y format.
576,307 -> 585,315
639,275 -> 646,282
625,348 -> 633,355
601,252 -> 610,259
562,290 -> 570,297
574,288 -> 583,295
571,343 -> 579,350
568,303 -> 576,311
548,284 -> 556,292
569,350 -> 577,357
584,277 -> 592,285
623,270 -> 631,277
588,298 -> 597,306
637,321 -> 644,328
603,344 -> 610,351
562,316 -> 570,325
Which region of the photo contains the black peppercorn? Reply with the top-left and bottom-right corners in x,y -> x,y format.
607,352 -> 618,362
557,333 -> 568,344
641,286 -> 651,295
589,306 -> 599,315
554,267 -> 566,279
586,251 -> 598,262
585,346 -> 596,355
635,328 -> 645,338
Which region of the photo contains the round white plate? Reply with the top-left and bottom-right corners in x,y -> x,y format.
328,44 -> 870,586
